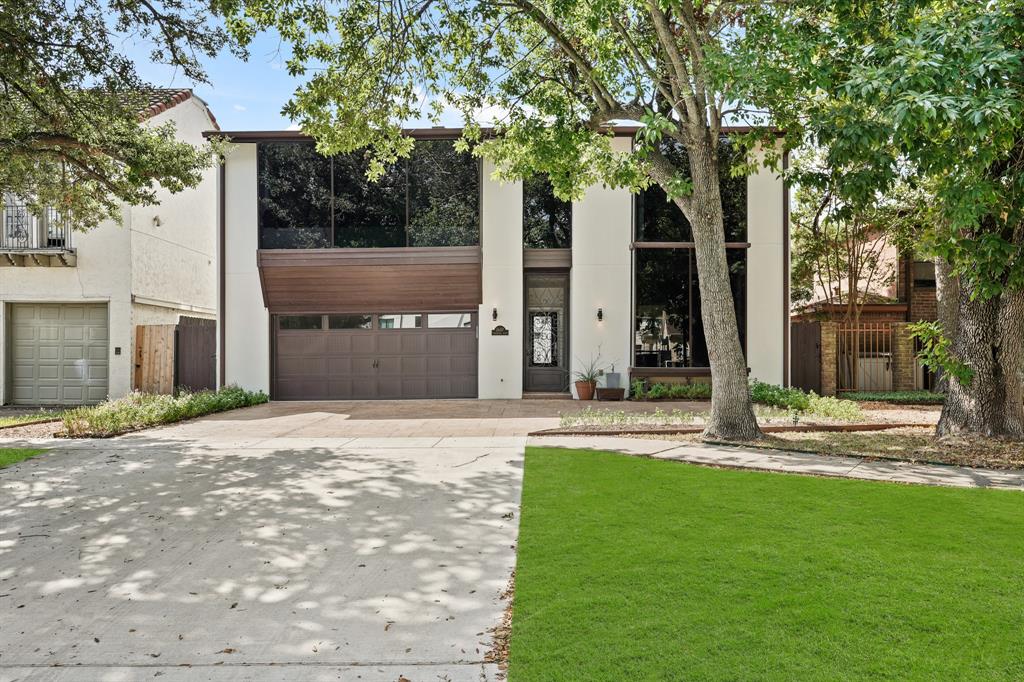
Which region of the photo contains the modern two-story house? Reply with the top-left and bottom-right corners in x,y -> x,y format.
0,90 -> 219,405
214,128 -> 788,400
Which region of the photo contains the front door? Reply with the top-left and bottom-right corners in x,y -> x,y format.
524,272 -> 569,392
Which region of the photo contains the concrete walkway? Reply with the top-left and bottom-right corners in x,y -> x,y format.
529,435 -> 1024,490
0,429 -> 525,682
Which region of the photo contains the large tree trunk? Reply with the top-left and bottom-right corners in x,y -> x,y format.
933,256 -> 959,393
653,134 -> 761,441
937,284 -> 1024,439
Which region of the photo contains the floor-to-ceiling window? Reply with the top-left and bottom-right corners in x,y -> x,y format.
633,139 -> 747,369
523,175 -> 571,248
257,139 -> 480,249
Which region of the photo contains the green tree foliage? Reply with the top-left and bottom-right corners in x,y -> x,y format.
0,0 -> 236,229
770,0 -> 1023,437
790,149 -> 925,319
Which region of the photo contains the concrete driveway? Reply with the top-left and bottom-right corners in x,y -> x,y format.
0,402 -> 545,681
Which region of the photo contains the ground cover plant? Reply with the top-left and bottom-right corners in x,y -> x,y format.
0,411 -> 63,428
509,447 -> 1024,680
61,386 -> 268,437
0,448 -> 47,469
842,391 -> 945,405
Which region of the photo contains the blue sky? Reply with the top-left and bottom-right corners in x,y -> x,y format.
129,31 -> 302,131
128,29 -> 459,131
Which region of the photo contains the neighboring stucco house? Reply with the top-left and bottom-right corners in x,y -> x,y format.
213,128 -> 788,400
0,90 -> 219,405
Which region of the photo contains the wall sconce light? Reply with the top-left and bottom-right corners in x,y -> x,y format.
492,307 -> 498,321
597,308 -> 604,322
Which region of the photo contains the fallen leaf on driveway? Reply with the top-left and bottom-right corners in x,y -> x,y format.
216,648 -> 238,654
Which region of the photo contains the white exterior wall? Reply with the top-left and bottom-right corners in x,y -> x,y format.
0,97 -> 218,404
221,144 -> 270,393
477,161 -> 524,399
0,217 -> 134,403
570,136 -> 634,396
745,145 -> 787,385
129,99 -> 218,321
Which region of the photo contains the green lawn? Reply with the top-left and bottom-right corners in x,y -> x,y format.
0,448 -> 46,468
510,447 -> 1024,681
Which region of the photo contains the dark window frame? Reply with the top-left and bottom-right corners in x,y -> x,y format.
257,141 -> 482,249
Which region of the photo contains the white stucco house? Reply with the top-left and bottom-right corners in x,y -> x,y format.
213,127 -> 788,400
0,90 -> 219,405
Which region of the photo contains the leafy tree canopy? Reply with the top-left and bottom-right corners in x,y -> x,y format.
774,0 -> 1024,299
0,0 -> 237,229
214,0 -> 793,199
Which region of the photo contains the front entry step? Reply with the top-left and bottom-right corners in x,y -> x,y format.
522,392 -> 572,400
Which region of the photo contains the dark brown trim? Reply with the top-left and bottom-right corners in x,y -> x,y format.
523,248 -> 572,269
632,241 -> 751,250
629,367 -> 714,378
782,148 -> 791,387
217,157 -> 226,388
258,246 -> 481,267
204,125 -> 784,142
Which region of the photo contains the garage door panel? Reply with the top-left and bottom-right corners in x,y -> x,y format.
399,335 -> 426,354
8,303 -> 108,405
86,386 -> 109,402
451,335 -> 476,354
400,357 -> 427,375
273,314 -> 477,400
62,306 -> 86,321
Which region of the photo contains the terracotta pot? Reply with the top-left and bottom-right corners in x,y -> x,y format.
575,380 -> 597,400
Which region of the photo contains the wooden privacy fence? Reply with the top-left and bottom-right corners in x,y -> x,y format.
134,316 -> 216,395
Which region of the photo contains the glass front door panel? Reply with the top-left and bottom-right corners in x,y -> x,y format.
525,273 -> 568,392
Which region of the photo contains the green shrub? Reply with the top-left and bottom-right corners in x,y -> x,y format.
630,378 -> 647,399
631,381 -> 712,400
807,394 -> 863,421
62,386 -> 269,437
749,381 -> 811,411
842,391 -> 945,404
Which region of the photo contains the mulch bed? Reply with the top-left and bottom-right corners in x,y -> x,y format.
531,422 -> 934,437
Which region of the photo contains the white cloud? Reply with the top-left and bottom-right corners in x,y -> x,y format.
233,104 -> 247,112
285,122 -> 302,131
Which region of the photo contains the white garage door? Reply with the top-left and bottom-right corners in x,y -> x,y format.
8,303 -> 109,405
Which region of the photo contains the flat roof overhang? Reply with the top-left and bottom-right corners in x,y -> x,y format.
203,125 -> 784,142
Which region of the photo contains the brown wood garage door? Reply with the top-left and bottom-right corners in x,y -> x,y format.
272,313 -> 477,400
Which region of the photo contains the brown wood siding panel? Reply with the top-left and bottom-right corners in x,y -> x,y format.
259,248 -> 482,313
523,248 -> 572,270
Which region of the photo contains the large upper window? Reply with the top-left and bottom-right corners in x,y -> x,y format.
523,175 -> 571,248
634,249 -> 746,368
634,138 -> 747,243
633,137 -> 748,369
258,140 -> 480,249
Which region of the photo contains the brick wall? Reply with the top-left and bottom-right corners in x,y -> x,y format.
820,321 -> 838,396
891,323 -> 917,391
910,286 -> 938,322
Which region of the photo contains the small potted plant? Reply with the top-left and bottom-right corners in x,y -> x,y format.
573,355 -> 603,401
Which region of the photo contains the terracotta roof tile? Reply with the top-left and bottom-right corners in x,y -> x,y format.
137,88 -> 220,130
